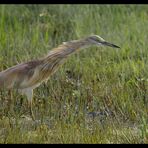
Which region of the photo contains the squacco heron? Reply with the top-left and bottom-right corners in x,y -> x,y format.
0,35 -> 120,120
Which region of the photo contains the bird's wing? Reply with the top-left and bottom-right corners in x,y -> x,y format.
0,61 -> 38,89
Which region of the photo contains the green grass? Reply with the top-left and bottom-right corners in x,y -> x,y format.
0,4 -> 148,143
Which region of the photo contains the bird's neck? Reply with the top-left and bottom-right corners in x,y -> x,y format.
34,39 -> 90,83
63,39 -> 90,50
39,40 -> 89,76
44,39 -> 89,60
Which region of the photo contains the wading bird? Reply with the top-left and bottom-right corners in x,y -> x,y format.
0,35 -> 120,120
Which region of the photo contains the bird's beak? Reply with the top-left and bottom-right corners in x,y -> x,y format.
99,41 -> 120,48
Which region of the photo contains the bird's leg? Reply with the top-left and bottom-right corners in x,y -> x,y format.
28,99 -> 35,121
19,97 -> 24,109
7,89 -> 13,113
26,89 -> 35,121
21,88 -> 35,120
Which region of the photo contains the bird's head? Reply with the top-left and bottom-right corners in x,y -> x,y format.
84,35 -> 120,48
62,35 -> 120,50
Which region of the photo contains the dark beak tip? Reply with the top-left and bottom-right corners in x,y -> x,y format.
102,41 -> 120,49
110,43 -> 120,48
115,45 -> 120,48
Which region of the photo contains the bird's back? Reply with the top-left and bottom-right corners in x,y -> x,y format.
0,60 -> 42,90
